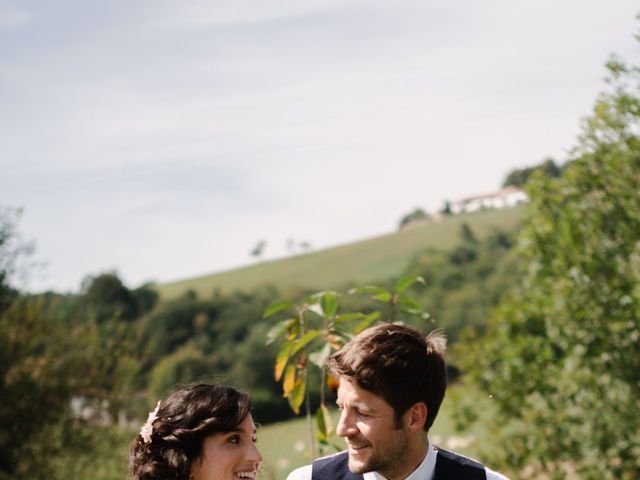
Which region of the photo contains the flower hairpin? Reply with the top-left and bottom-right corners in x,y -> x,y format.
140,400 -> 161,444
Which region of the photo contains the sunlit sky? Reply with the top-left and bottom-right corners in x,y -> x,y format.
1,0 -> 638,292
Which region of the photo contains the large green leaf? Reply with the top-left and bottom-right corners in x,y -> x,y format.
266,318 -> 297,345
263,300 -> 294,318
315,403 -> 333,442
321,292 -> 338,318
393,275 -> 425,294
399,306 -> 431,320
353,312 -> 381,333
397,294 -> 422,310
347,285 -> 387,295
290,330 -> 321,357
287,379 -> 306,415
372,291 -> 392,302
334,312 -> 366,323
303,292 -> 324,305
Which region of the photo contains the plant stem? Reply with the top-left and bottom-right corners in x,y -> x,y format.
304,364 -> 316,459
298,306 -> 316,459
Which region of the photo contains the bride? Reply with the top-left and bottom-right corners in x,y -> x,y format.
129,383 -> 263,480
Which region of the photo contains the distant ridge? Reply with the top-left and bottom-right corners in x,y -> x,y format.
156,206 -> 525,301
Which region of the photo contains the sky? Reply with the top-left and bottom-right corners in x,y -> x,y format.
1,0 -> 638,293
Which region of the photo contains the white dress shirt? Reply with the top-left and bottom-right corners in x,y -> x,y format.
286,439 -> 509,480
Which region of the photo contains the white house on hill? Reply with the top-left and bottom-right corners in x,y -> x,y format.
451,186 -> 528,214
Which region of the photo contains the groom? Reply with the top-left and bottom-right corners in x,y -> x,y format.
286,323 -> 509,480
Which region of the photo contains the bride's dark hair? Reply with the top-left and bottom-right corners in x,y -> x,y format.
129,383 -> 252,480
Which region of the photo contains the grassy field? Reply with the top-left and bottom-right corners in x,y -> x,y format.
156,207 -> 525,300
256,383 -> 498,480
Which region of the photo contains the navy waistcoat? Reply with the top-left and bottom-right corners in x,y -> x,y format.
311,448 -> 486,480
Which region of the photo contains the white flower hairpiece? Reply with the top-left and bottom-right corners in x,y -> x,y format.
140,400 -> 161,444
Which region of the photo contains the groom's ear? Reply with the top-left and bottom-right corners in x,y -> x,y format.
405,402 -> 427,431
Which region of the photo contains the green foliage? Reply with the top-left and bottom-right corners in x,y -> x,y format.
0,293 -> 139,478
148,345 -> 213,400
0,295 -> 73,476
402,227 -> 518,344
459,222 -> 478,245
440,200 -> 453,215
251,239 -> 267,258
132,283 -> 160,317
81,272 -> 157,323
136,287 -> 287,418
0,207 -> 35,290
137,295 -> 218,371
0,213 -> 139,478
460,51 -> 640,479
11,419 -> 134,480
264,275 -> 429,458
398,207 -> 430,229
502,157 -> 563,187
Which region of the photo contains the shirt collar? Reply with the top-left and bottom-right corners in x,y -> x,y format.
364,438 -> 436,480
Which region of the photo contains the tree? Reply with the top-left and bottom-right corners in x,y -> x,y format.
250,240 -> 267,258
448,223 -> 479,265
0,207 -> 35,292
440,200 -> 453,216
0,209 -> 139,479
81,272 -> 139,322
398,208 -> 430,229
502,157 -> 562,187
147,345 -> 212,400
132,282 -> 159,315
460,50 -> 640,479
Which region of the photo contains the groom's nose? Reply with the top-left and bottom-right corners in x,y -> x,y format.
336,408 -> 358,438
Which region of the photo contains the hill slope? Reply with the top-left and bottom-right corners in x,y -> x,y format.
156,207 -> 525,300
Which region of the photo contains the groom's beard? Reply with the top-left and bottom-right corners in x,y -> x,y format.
346,427 -> 410,479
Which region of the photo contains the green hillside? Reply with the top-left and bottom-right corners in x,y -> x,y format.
157,206 -> 526,300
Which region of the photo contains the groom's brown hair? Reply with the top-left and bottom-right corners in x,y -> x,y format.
327,323 -> 447,431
